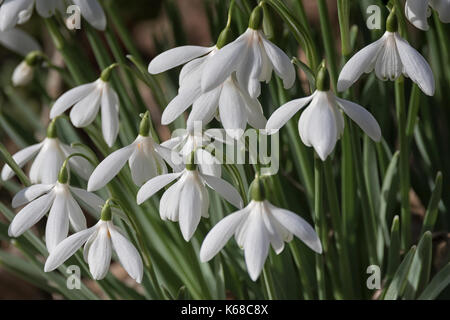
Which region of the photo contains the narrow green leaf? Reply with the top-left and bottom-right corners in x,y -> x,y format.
418,262 -> 450,300
384,246 -> 416,300
421,172 -> 443,234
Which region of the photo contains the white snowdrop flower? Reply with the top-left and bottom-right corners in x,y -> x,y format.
201,5 -> 295,99
405,0 -> 450,31
12,60 -> 34,86
200,177 -> 322,281
137,157 -> 243,242
1,121 -> 93,184
267,66 -> 381,161
50,66 -> 120,147
337,10 -> 435,96
45,202 -> 143,283
0,28 -> 41,56
87,112 -> 178,191
8,161 -> 94,252
0,0 -> 106,31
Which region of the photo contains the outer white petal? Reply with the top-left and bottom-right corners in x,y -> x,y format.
44,226 -> 96,272
201,31 -> 248,93
108,222 -> 143,283
201,173 -> 243,209
178,177 -> 203,241
0,28 -> 41,56
70,187 -> 104,217
269,204 -> 322,253
29,139 -> 65,184
237,32 -> 262,98
260,36 -> 296,89
187,87 -> 221,129
129,148 -> 157,187
301,92 -> 338,161
72,0 -> 107,31
159,179 -> 182,221
45,193 -> 70,252
244,208 -> 269,281
161,86 -> 201,125
219,79 -> 247,139
66,194 -> 87,232
69,87 -> 102,127
265,94 -> 314,132
240,88 -> 267,129
101,84 -> 119,147
337,37 -> 385,91
88,223 -> 112,280
50,82 -> 97,119
430,0 -> 450,22
12,184 -> 54,208
136,172 -> 182,205
148,46 -> 213,74
200,207 -> 249,262
395,33 -> 435,96
1,142 -> 43,181
405,0 -> 431,30
8,192 -> 55,237
179,55 -> 208,87
0,0 -> 33,31
336,97 -> 381,142
87,145 -> 135,191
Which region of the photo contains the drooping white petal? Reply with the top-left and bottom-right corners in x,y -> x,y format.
430,0 -> 450,23
0,28 -> 41,56
1,142 -> 43,181
66,194 -> 87,232
0,0 -> 33,31
8,192 -> 55,237
187,87 -> 221,129
237,31 -> 262,98
240,88 -> 267,129
70,187 -> 103,217
159,179 -> 182,221
337,37 -> 385,91
129,147 -> 158,187
72,0 -> 107,31
266,94 -> 314,132
179,55 -> 208,87
108,222 -> 143,283
50,82 -> 97,119
29,139 -> 65,184
69,86 -> 102,127
87,145 -> 135,191
219,79 -> 248,139
161,85 -> 201,125
154,144 -> 181,172
260,35 -> 296,89
405,0 -> 431,30
12,184 -> 54,208
178,176 -> 203,241
299,91 -> 338,161
336,97 -> 381,142
44,226 -> 97,272
244,207 -> 269,281
136,172 -> 183,205
45,192 -> 70,252
262,210 -> 286,254
88,223 -> 112,280
200,207 -> 249,262
101,83 -> 119,147
269,203 -> 322,253
201,31 -> 248,93
201,173 -> 243,209
394,33 -> 435,96
149,45 -> 213,74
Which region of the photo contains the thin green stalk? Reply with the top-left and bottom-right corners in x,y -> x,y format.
337,0 -> 351,58
314,156 -> 326,299
262,264 -> 277,300
395,76 -> 411,250
317,0 -> 338,87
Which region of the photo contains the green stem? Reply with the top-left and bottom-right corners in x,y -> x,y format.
314,156 -> 326,299
262,264 -> 277,299
317,0 -> 338,87
0,142 -> 31,187
395,77 -> 411,250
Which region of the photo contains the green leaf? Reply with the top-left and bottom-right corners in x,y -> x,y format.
421,172 -> 443,234
418,262 -> 450,300
385,215 -> 400,282
384,246 -> 416,300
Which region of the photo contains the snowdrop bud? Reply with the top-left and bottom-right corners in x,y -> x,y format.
100,201 -> 112,221
57,160 -> 69,184
216,26 -> 234,49
139,111 -> 151,136
316,64 -> 330,91
185,151 -> 197,171
249,5 -> 263,30
100,63 -> 119,82
249,176 -> 265,201
386,7 -> 398,32
12,61 -> 34,86
46,119 -> 58,138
